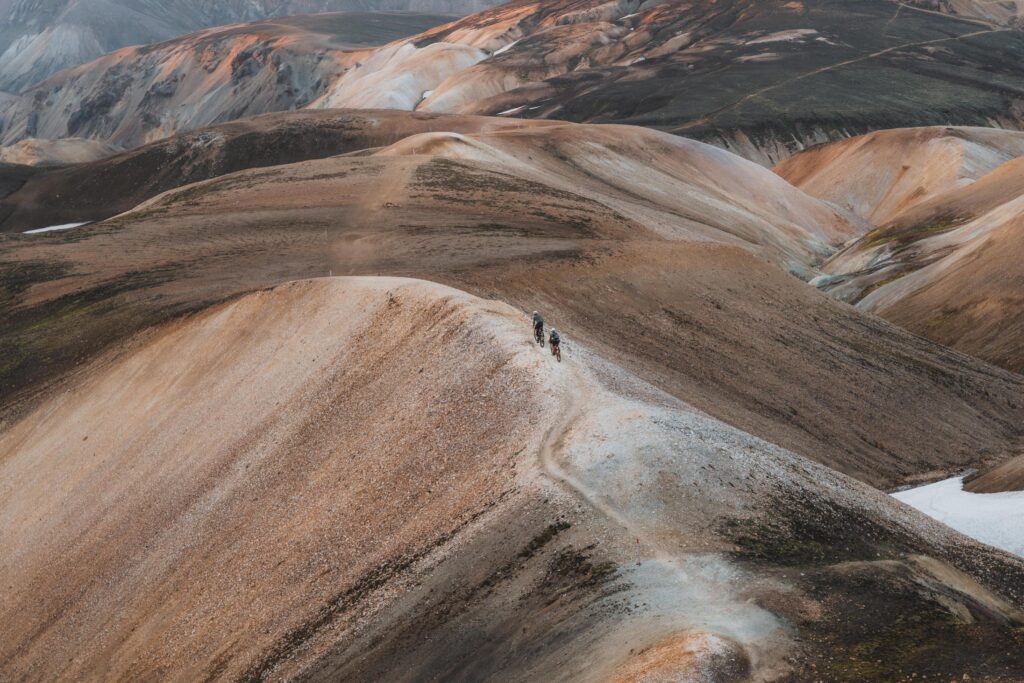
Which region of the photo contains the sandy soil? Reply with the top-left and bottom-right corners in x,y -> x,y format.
2,276 -> 1021,681
966,454 -> 1024,493
0,138 -> 120,167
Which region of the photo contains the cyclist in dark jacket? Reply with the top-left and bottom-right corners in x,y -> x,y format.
549,328 -> 561,361
533,311 -> 545,346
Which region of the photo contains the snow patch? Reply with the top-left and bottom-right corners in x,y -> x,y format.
23,221 -> 89,234
893,476 -> 1024,558
808,273 -> 844,288
747,29 -> 818,45
492,39 -> 519,56
737,53 -> 780,63
497,105 -> 526,116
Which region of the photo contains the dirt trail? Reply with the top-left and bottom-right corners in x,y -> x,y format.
892,1 -> 1002,28
536,357 -> 690,579
3,278 -> 1022,680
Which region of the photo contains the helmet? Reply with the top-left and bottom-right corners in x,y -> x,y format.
551,328 -> 557,334
533,311 -> 538,315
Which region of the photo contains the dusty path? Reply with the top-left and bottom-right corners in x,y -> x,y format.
535,355 -> 690,578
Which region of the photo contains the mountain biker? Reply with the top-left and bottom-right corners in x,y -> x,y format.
549,328 -> 561,361
533,311 -> 544,346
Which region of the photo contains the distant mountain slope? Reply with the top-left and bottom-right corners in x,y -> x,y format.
389,0 -> 1024,164
0,13 -> 459,148
777,126 -> 1024,372
0,137 -> 119,166
775,126 -> 1024,225
0,0 -> 496,92
4,0 -> 1024,161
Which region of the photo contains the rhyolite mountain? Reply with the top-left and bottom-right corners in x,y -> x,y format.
0,12 -> 457,148
3,0 -> 1024,161
777,126 -> 1024,372
2,110 -> 1023,681
0,0 -> 504,92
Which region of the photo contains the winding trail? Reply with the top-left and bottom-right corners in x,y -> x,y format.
535,359 -> 689,577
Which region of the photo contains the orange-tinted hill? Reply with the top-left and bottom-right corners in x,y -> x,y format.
779,126 -> 1024,372
2,277 -> 1021,681
0,109 -> 560,233
2,115 -> 1019,491
774,126 -> 1024,225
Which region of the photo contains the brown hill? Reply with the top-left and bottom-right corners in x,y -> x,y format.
2,115 -> 1019,492
778,126 -> 1024,372
1,276 -> 1022,681
0,110 -> 562,233
966,454 -> 1024,493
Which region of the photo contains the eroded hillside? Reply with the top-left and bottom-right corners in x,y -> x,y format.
2,115 -> 1020,492
1,277 -> 1022,681
0,13 -> 456,148
0,0 -> 499,92
778,126 -> 1024,372
3,0 -> 1024,160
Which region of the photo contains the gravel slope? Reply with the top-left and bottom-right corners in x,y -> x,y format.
2,276 -> 1021,681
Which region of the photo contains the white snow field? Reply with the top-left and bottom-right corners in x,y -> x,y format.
894,476 -> 1024,557
23,222 -> 89,234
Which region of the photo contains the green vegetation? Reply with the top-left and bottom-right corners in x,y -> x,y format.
723,494 -> 912,567
854,270 -> 911,303
867,213 -> 970,248
0,260 -> 71,305
0,265 -> 192,410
